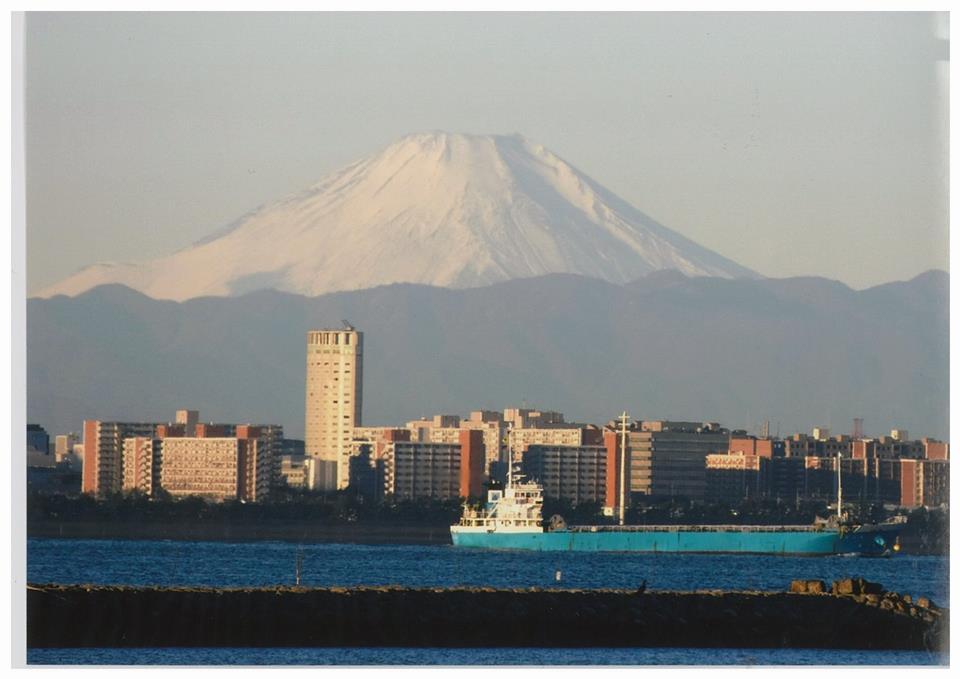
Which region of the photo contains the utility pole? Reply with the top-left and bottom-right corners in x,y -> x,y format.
619,411 -> 630,526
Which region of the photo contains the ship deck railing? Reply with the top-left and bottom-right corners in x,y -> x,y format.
565,524 -> 832,533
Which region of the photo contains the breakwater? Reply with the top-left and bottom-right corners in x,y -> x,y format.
27,579 -> 946,651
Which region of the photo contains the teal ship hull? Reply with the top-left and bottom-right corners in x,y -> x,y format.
450,525 -> 901,556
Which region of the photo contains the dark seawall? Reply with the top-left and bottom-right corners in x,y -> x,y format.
27,583 -> 947,651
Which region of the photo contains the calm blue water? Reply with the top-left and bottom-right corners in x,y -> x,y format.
27,647 -> 947,666
26,538 -> 950,665
27,538 -> 949,601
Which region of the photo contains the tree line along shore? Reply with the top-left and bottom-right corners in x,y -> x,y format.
26,490 -> 948,555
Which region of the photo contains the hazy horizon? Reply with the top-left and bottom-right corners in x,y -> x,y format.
25,12 -> 948,294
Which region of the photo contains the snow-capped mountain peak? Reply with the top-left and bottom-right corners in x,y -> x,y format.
36,132 -> 754,301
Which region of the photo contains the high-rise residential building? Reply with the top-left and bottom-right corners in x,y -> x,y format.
704,451 -> 764,503
522,444 -> 607,505
122,436 -> 161,495
389,432 -> 485,501
351,430 -> 484,501
235,424 -> 283,501
406,415 -> 506,480
508,427 -> 586,460
784,433 -> 850,458
728,436 -> 783,459
161,438 -> 245,501
603,420 -> 731,511
305,327 -> 363,491
155,425 -> 278,503
84,411 -> 280,501
83,420 -> 158,496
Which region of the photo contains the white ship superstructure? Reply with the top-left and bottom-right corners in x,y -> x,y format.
451,479 -> 545,536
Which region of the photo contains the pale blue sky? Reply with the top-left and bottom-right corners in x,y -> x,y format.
25,12 -> 948,293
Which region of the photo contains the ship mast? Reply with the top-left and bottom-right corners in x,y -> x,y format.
619,411 -> 630,526
836,450 -> 843,523
506,424 -> 513,490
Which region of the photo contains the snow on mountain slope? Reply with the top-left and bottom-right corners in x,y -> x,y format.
37,132 -> 755,301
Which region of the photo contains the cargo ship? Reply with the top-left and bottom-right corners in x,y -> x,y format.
450,478 -> 904,555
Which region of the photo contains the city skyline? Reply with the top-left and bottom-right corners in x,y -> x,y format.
17,12 -> 950,667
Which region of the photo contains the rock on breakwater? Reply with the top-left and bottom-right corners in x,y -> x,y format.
27,582 -> 947,651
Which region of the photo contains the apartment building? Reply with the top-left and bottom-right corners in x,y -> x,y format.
122,436 -> 161,495
305,327 -> 363,491
522,444 -> 606,505
82,420 -> 158,495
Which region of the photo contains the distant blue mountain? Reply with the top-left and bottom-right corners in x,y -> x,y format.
27,270 -> 948,441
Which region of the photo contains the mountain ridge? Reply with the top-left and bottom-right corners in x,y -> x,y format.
36,132 -> 755,301
28,271 -> 948,441
46,267 -> 948,305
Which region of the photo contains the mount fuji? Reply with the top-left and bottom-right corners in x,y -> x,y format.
37,132 -> 755,301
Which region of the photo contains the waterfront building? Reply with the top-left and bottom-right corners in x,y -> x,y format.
236,424 -> 283,501
391,432 -> 484,501
460,418 -> 507,480
158,425 -> 278,502
703,438 -> 950,508
908,458 -> 949,507
406,414 -> 506,480
850,436 -> 926,460
629,420 -> 730,503
798,453 -> 949,508
82,420 -> 158,495
122,436 -> 161,495
83,410 -> 281,501
54,433 -> 78,463
279,455 -> 308,488
508,427 -> 587,459
784,432 -> 850,458
160,437 -> 244,501
400,408 -> 581,483
27,424 -> 50,455
728,436 -> 782,459
349,428 -> 411,498
869,457 -> 949,508
765,456 -> 808,501
704,451 -> 764,503
305,327 -> 363,491
404,416 -> 465,443
603,420 -> 731,512
352,430 -> 484,501
522,444 -> 606,505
